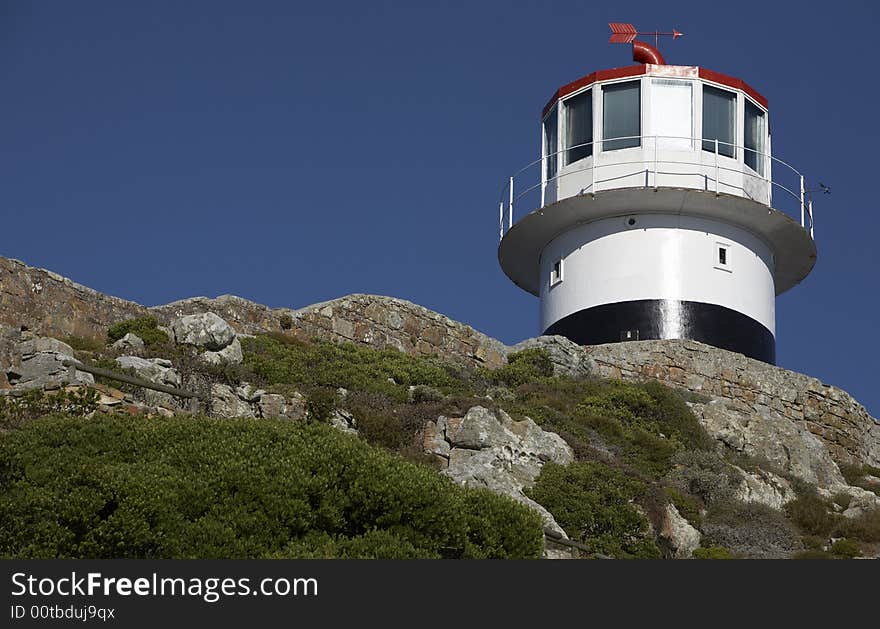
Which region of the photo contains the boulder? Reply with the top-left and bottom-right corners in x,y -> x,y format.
258,392 -> 307,421
510,335 -> 594,378
110,333 -> 145,353
660,504 -> 702,559
9,336 -> 93,389
691,399 -> 846,490
171,312 -> 236,351
201,337 -> 243,366
210,383 -> 256,418
425,406 -> 574,544
115,355 -> 181,408
735,467 -> 797,510
330,409 -> 358,434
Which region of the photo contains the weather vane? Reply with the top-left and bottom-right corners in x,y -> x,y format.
608,23 -> 683,49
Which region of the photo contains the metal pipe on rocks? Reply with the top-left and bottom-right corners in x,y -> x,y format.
62,359 -> 207,401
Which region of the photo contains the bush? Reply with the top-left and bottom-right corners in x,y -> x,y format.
702,501 -> 801,559
692,546 -> 733,559
62,336 -> 105,353
830,538 -> 862,558
834,508 -> 880,543
838,462 -> 880,498
0,389 -> 99,429
241,334 -> 470,403
0,414 -> 543,559
506,379 -> 711,479
664,487 -> 703,527
525,461 -> 660,558
792,549 -> 834,559
304,387 -> 337,424
107,317 -> 168,347
785,490 -> 838,536
574,381 -> 714,478
278,314 -> 293,331
485,348 -> 554,388
664,450 -> 742,506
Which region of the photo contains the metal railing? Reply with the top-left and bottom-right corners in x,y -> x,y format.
62,359 -> 207,412
498,135 -> 815,241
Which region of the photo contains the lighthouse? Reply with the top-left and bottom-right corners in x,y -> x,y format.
498,29 -> 816,364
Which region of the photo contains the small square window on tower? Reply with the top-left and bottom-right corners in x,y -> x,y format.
550,258 -> 564,287
714,242 -> 732,272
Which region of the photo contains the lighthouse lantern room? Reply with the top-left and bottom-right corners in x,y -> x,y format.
498,29 -> 817,364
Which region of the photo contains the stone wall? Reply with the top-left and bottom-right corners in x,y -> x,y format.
585,339 -> 880,467
0,256 -> 507,370
0,257 -> 147,340
277,295 -> 508,369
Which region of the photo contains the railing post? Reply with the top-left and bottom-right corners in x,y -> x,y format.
800,175 -> 805,228
499,201 -> 504,241
714,138 -> 719,195
653,134 -> 659,189
808,199 -> 814,239
591,150 -> 597,196
508,176 -> 514,230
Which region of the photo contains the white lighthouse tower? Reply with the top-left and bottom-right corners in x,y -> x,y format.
498,30 -> 816,364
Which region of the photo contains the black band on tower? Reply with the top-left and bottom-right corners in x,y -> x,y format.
543,299 -> 776,364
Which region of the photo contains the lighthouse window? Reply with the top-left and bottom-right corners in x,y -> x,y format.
564,89 -> 592,164
702,85 -> 736,158
744,100 -> 766,176
715,243 -> 732,271
544,107 -> 558,180
603,81 -> 640,151
651,79 -> 693,150
550,258 -> 563,287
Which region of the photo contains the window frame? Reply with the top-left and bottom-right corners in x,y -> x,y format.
543,105 -> 559,182
601,79 -> 641,152
743,96 -> 767,176
549,257 -> 564,287
701,83 -> 737,159
563,88 -> 593,165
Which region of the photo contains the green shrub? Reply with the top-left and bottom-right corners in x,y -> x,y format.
0,389 -> 99,430
785,490 -> 838,536
834,508 -> 880,543
304,387 -> 337,424
801,535 -> 826,551
832,492 -> 853,510
485,348 -> 554,388
830,538 -> 861,558
838,462 -> 880,497
241,334 -> 470,403
663,487 -> 703,527
692,546 -> 733,559
461,489 -> 545,559
702,501 -> 801,559
0,414 -> 543,559
664,450 -> 742,506
278,314 -> 293,331
62,336 -> 105,352
505,379 -> 711,478
574,381 -> 714,477
792,549 -> 834,559
525,461 -> 660,558
107,317 -> 168,347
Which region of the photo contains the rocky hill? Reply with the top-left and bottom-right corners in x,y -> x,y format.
1,255 -> 879,559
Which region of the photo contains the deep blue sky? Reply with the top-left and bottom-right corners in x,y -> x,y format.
1,1 -> 878,416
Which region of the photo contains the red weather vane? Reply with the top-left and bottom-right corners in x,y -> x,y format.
609,23 -> 683,49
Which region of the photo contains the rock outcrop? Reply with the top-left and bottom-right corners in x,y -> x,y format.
659,504 -> 702,559
586,340 -> 880,469
423,406 -> 574,538
6,336 -> 93,389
